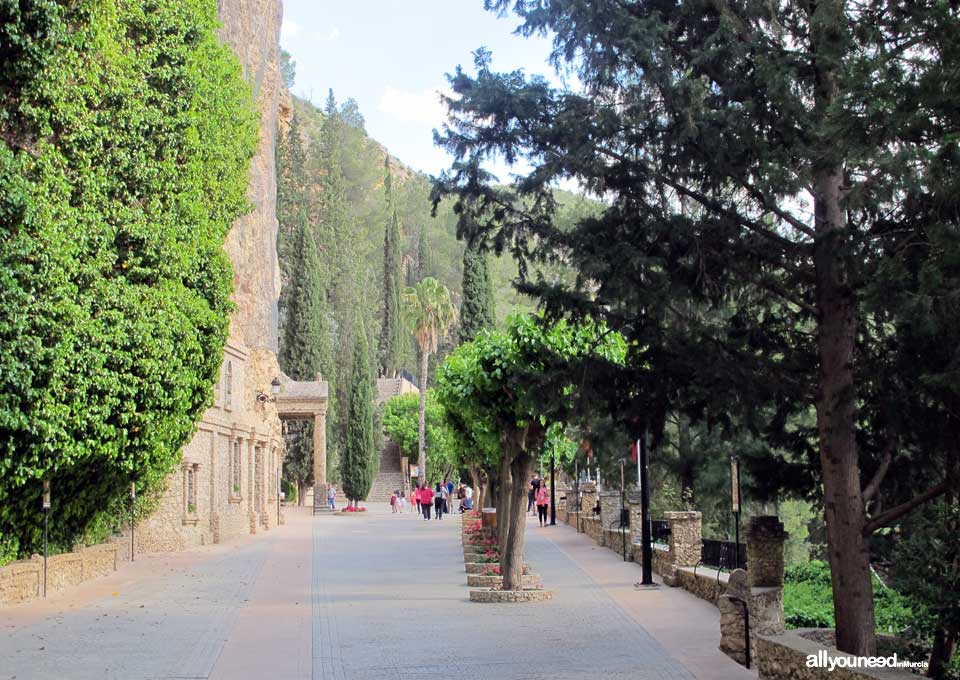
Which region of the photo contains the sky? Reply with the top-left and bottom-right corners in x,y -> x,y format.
279,0 -> 564,180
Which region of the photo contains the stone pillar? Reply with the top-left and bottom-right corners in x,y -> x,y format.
313,405 -> 327,501
745,515 -> 787,640
719,569 -> 750,665
580,482 -> 597,518
746,516 -> 787,588
665,510 -> 702,568
598,490 -> 621,530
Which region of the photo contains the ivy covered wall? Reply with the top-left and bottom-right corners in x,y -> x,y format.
0,0 -> 258,562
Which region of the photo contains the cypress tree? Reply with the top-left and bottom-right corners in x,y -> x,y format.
459,239 -> 496,343
378,158 -> 404,376
341,315 -> 376,504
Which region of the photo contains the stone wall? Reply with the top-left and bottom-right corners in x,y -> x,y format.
0,543 -> 118,606
674,565 -> 728,605
756,630 -> 919,680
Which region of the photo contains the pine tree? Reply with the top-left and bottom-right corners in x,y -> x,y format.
415,227 -> 431,281
459,239 -> 496,343
341,315 -> 376,504
378,158 -> 404,376
435,0 -> 960,655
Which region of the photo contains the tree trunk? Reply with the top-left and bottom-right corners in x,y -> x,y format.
808,0 -> 875,655
927,621 -> 959,679
501,452 -> 534,591
417,348 -> 429,488
497,449 -> 513,555
813,163 -> 876,656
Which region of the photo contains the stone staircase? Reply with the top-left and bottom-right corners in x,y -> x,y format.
366,440 -> 404,502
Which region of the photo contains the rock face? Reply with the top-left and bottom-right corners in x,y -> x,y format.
217,0 -> 284,351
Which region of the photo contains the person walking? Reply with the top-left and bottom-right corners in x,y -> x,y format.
444,478 -> 454,515
434,483 -> 445,520
414,483 -> 421,516
536,483 -> 550,526
390,491 -> 398,514
327,484 -> 337,511
528,474 -> 541,515
421,484 -> 433,520
399,490 -> 407,513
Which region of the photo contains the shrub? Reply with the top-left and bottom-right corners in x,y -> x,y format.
783,560 -> 923,634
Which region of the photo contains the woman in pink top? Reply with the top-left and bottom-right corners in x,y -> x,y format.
420,485 -> 434,520
536,485 -> 550,526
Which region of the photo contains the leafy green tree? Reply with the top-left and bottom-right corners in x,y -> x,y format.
437,314 -> 626,590
434,1 -> 959,654
283,421 -> 313,506
341,316 -> 376,504
0,0 -> 257,558
402,277 -> 456,487
459,239 -> 496,343
382,391 -> 456,483
378,159 -> 404,376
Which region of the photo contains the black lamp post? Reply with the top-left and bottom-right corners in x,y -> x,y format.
639,427 -> 653,585
549,453 -> 556,526
130,480 -> 136,562
42,480 -> 50,597
731,455 -> 742,569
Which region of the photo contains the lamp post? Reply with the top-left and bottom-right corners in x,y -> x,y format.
639,427 -> 653,585
549,453 -> 556,526
277,464 -> 281,526
42,480 -> 50,597
130,480 -> 136,562
730,456 -> 742,569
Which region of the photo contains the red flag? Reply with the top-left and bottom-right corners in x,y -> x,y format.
630,440 -> 639,463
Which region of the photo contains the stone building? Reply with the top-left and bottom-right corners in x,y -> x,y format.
129,0 -> 299,555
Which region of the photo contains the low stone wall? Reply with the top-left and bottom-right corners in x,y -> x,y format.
604,528 -> 632,559
581,516 -> 604,546
0,543 -> 118,606
756,630 -> 919,680
674,565 -> 729,606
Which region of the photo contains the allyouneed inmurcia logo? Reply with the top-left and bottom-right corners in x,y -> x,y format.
806,650 -> 928,672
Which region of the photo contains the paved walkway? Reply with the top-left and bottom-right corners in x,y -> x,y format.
0,506 -> 753,680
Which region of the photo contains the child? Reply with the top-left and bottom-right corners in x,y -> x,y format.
390,491 -> 398,513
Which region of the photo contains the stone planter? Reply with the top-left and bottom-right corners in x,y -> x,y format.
469,588 -> 553,603
465,562 -> 497,574
466,574 -> 541,589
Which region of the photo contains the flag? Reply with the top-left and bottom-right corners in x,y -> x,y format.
630,440 -> 639,463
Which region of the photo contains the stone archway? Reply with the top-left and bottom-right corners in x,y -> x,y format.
275,373 -> 329,512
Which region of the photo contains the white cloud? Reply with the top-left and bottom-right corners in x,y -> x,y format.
328,28 -> 340,41
280,19 -> 300,47
378,86 -> 452,127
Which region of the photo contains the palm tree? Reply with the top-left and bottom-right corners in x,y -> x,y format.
402,277 -> 456,487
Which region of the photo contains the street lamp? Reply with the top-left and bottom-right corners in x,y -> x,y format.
130,480 -> 136,562
42,480 -> 50,597
257,377 -> 282,404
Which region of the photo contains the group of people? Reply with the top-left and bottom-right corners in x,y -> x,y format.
527,473 -> 551,526
390,479 -> 474,520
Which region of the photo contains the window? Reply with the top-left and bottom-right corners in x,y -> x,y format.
231,441 -> 242,497
225,360 -> 233,407
254,446 -> 263,512
184,463 -> 199,517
